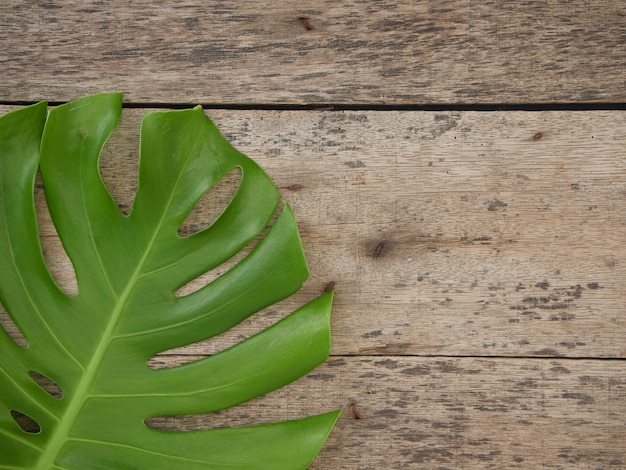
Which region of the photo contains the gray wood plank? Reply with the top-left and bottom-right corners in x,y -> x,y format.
150,355 -> 626,469
1,1 -> 625,104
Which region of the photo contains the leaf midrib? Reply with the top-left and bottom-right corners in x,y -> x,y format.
34,132 -> 200,469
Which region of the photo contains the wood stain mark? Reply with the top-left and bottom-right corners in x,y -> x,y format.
323,280 -> 336,292
350,403 -> 362,420
362,329 -> 383,339
345,160 -> 366,168
286,184 -> 303,191
359,343 -> 410,354
532,348 -> 564,357
373,242 -> 385,258
487,199 -> 508,212
562,392 -> 595,405
531,132 -> 544,141
298,17 -> 314,30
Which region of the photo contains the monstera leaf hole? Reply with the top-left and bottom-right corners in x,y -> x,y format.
34,171 -> 78,297
11,372 -> 63,435
172,167 -> 247,300
28,371 -> 64,399
178,166 -> 243,237
10,410 -> 41,434
0,300 -> 27,347
98,112 -> 139,216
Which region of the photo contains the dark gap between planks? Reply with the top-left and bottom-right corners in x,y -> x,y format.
2,101 -> 626,112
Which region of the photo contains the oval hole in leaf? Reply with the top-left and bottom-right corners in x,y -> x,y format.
0,300 -> 28,348
99,112 -> 139,215
178,167 -> 242,237
10,410 -> 40,434
35,172 -> 78,296
29,371 -> 63,399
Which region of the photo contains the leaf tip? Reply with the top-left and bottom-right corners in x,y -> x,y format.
314,290 -> 335,315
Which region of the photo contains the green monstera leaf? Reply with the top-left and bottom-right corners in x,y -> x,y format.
0,94 -> 339,469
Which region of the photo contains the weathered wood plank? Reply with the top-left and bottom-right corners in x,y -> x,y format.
1,1 -> 625,104
148,355 -> 626,469
0,107 -> 624,358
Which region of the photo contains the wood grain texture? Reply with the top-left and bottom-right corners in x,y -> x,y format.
0,105 -> 624,468
148,355 -> 626,469
1,0 -> 626,104
1,106 -> 624,359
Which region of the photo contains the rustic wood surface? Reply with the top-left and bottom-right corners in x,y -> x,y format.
149,356 -> 626,469
39,108 -> 626,360
1,0 -> 626,104
2,1 -> 626,467
1,106 -> 624,467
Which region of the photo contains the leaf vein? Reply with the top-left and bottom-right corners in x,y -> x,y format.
0,365 -> 60,420
1,207 -> 84,371
35,121 -> 206,468
68,436 -> 224,466
78,142 -> 119,300
0,426 -> 43,452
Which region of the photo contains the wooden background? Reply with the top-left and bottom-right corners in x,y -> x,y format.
1,1 -> 625,468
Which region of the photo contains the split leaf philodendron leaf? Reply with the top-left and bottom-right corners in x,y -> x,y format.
0,93 -> 339,469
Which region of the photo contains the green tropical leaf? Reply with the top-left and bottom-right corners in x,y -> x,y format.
0,94 -> 339,469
